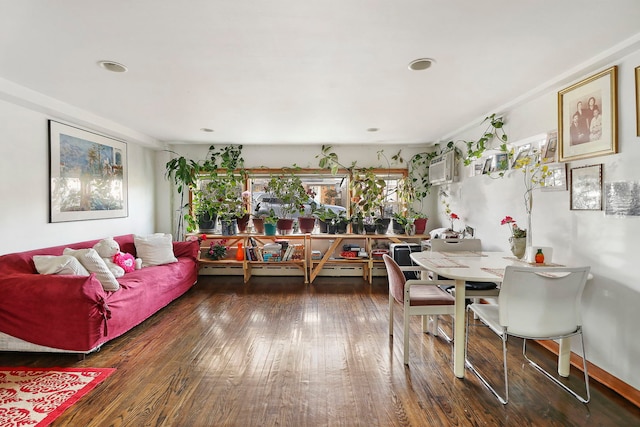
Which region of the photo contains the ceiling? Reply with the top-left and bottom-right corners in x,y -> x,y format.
1,1 -> 640,148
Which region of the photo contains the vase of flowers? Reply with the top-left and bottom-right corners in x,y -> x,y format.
501,216 -> 527,258
442,212 -> 461,239
208,239 -> 229,260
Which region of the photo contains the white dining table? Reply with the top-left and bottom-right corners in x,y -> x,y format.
409,250 -> 575,379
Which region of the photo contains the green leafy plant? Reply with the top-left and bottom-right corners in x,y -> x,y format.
164,145 -> 245,236
264,169 -> 309,219
463,113 -> 508,165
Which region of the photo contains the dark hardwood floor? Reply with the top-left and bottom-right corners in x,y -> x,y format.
1,275 -> 638,426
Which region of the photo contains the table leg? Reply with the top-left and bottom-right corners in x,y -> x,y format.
558,337 -> 570,377
454,279 -> 466,378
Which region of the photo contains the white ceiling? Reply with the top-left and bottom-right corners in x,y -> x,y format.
1,1 -> 640,148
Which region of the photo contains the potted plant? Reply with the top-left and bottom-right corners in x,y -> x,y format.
297,196 -> 317,234
263,209 -> 278,236
350,168 -> 388,234
313,204 -> 335,233
164,145 -> 245,238
264,170 -> 308,235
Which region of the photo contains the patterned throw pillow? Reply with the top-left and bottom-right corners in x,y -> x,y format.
33,255 -> 90,276
63,248 -> 120,291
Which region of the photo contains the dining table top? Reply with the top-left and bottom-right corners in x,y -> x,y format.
409,250 -> 566,283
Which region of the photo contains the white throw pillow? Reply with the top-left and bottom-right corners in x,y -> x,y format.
134,233 -> 178,267
33,255 -> 90,276
63,248 -> 120,291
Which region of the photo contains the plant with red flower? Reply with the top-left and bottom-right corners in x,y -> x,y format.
449,212 -> 460,230
208,239 -> 229,260
500,216 -> 526,239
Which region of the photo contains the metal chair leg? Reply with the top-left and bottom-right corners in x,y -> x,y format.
464,307 -> 509,404
522,331 -> 591,403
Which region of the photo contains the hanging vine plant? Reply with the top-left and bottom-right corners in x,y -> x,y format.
463,113 -> 508,165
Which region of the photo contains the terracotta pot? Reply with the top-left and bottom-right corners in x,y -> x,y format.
277,218 -> 294,235
414,217 -> 428,235
252,217 -> 264,234
298,217 -> 316,234
236,214 -> 250,233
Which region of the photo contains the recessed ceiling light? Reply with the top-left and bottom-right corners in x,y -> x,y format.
97,60 -> 128,73
367,128 -> 379,132
408,58 -> 435,71
200,128 -> 214,132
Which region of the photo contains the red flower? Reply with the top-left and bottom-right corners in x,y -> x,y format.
450,213 -> 459,220
500,216 -> 514,225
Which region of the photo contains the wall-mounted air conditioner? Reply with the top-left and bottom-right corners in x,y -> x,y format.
428,150 -> 456,185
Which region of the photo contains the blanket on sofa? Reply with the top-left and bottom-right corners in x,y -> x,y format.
0,234 -> 199,353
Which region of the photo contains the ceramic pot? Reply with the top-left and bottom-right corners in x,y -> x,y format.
375,218 -> 391,235
298,217 -> 316,234
509,237 -> 526,259
252,217 -> 264,234
198,212 -> 217,234
220,219 -> 237,236
264,223 -> 277,236
392,219 -> 406,234
276,218 -> 294,235
236,214 -> 250,233
414,217 -> 428,235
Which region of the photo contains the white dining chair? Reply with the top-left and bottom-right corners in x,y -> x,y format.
429,238 -> 500,302
383,254 -> 456,365
465,265 -> 591,404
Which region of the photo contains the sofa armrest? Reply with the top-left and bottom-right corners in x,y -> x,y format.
0,273 -> 108,351
173,240 -> 199,261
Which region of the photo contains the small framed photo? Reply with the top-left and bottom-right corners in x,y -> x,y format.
541,163 -> 567,192
492,153 -> 509,172
512,143 -> 531,168
558,66 -> 618,162
482,157 -> 492,174
570,164 -> 603,210
541,130 -> 558,164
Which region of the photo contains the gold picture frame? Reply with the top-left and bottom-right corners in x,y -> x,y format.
558,66 -> 617,162
636,65 -> 640,136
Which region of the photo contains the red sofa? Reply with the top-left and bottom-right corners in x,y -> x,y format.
0,234 -> 199,354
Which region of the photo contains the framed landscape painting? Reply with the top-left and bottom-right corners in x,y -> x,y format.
49,120 -> 128,222
558,66 -> 617,162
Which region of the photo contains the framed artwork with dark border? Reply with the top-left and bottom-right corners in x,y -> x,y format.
49,120 -> 128,222
558,66 -> 617,162
636,65 -> 640,136
570,164 -> 602,210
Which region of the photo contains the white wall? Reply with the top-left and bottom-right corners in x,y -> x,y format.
0,99 -> 158,254
434,51 -> 640,390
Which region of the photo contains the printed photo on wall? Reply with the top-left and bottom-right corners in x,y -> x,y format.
49,120 -> 128,222
558,66 -> 617,162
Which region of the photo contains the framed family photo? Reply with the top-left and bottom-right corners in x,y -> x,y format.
558,66 -> 617,162
570,164 -> 602,210
49,120 -> 128,222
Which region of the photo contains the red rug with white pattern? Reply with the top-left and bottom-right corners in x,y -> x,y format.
0,367 -> 115,427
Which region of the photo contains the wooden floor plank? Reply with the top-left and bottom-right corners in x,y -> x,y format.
0,275 -> 638,426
